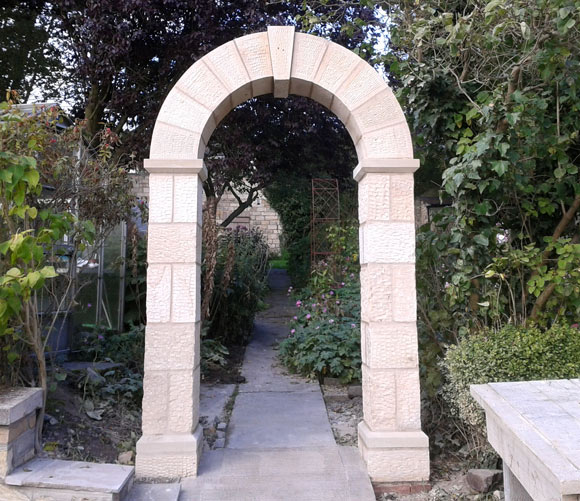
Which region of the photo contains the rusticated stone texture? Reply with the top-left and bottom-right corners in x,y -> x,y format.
143,26 -> 426,483
171,264 -> 201,323
396,369 -> 422,430
290,33 -> 327,97
145,264 -> 171,323
141,370 -> 169,435
148,223 -> 199,264
360,263 -> 392,323
392,264 -> 418,322
362,322 -> 419,369
362,365 -> 396,431
267,26 -> 294,97
358,173 -> 390,223
136,454 -> 198,480
168,369 -> 200,433
148,174 -> 173,223
144,322 -> 200,372
360,124 -> 414,159
390,174 -> 415,222
359,438 -> 430,482
359,222 -> 415,264
177,60 -> 229,111
150,122 -> 204,159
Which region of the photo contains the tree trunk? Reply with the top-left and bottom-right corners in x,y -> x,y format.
201,196 -> 219,323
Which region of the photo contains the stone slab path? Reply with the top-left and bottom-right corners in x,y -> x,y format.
179,269 -> 375,501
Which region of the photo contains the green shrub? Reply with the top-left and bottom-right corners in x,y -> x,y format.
443,323 -> 580,433
206,227 -> 269,346
279,273 -> 361,383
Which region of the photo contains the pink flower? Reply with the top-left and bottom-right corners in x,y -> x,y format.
312,303 -> 316,308
296,300 -> 302,307
290,329 -> 296,334
306,314 -> 311,320
323,308 -> 327,313
329,291 -> 334,296
329,319 -> 334,324
336,300 -> 340,305
341,282 -> 345,287
351,323 -> 356,328
293,316 -> 298,320
572,324 -> 579,329
98,335 -> 104,340
322,294 -> 325,299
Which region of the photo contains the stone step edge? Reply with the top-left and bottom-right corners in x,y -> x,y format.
5,458 -> 134,494
125,482 -> 181,501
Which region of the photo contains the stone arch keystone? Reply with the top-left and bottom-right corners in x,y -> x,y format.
138,26 -> 430,484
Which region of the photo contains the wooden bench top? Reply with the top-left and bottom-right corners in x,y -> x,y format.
471,379 -> 580,501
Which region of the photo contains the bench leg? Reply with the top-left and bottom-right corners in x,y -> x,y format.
504,464 -> 534,501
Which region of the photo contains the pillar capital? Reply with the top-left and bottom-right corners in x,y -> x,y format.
353,158 -> 420,182
144,159 -> 208,181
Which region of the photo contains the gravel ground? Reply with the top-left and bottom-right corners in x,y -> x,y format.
320,383 -> 505,501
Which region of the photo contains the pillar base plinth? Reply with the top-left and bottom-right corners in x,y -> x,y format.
135,426 -> 203,481
358,421 -> 430,483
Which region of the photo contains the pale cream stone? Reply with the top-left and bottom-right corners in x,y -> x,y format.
359,437 -> 430,482
289,33 -> 328,97
311,43 -> 359,108
359,222 -> 415,264
177,60 -> 230,111
335,63 -> 386,114
360,263 -> 392,323
359,124 -> 414,159
390,174 -> 415,222
174,175 -> 203,224
348,88 -> 407,137
157,88 -> 215,136
203,40 -> 251,96
168,369 -> 200,433
148,223 -> 199,264
136,429 -> 203,480
146,265 -> 172,323
144,322 -> 200,372
171,264 -> 201,323
148,174 -> 173,223
150,122 -> 204,160
392,264 -> 417,322
363,322 -> 419,369
396,369 -> 422,430
358,173 -> 390,223
141,370 -> 169,435
235,32 -> 273,97
267,26 -> 294,98
362,364 -> 396,430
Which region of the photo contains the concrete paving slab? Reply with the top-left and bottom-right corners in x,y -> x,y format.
177,270 -> 374,501
227,391 -> 335,449
199,383 -> 236,425
126,482 -> 180,501
5,458 -> 134,493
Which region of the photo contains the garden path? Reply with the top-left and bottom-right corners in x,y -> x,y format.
178,269 -> 375,501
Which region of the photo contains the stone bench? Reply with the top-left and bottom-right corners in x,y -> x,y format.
471,379 -> 580,501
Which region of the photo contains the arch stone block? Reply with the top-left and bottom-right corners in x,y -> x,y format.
141,26 -> 429,485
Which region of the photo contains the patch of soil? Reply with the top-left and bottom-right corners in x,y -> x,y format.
320,384 -> 504,501
322,384 -> 362,446
41,383 -> 140,464
201,343 -> 247,384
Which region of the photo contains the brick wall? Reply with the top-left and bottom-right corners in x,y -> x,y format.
130,174 -> 282,254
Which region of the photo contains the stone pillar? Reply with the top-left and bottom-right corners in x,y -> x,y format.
354,159 -> 430,483
0,387 -> 42,479
136,159 -> 205,481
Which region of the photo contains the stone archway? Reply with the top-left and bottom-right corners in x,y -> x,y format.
137,26 -> 429,484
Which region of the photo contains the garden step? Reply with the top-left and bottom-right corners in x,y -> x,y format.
125,482 -> 181,501
4,457 -> 134,501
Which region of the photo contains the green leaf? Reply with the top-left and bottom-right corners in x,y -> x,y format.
474,234 -> 489,247
40,266 -> 58,279
491,160 -> 509,176
554,167 -> 566,179
23,169 -> 40,188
